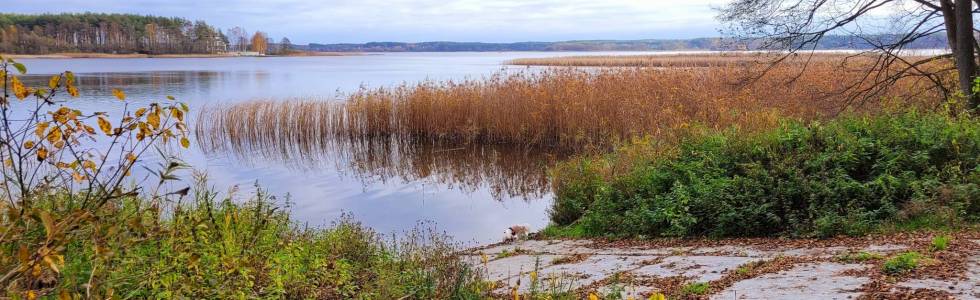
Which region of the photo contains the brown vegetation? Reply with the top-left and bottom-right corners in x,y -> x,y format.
195,55 -> 948,202
506,52 -> 897,68
198,55 -> 943,155
195,103 -> 562,199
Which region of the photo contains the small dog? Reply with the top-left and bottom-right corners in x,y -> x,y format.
502,224 -> 531,243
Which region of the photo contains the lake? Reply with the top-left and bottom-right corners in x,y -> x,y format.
14,52 -> 665,245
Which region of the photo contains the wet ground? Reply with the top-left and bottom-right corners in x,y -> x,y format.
468,231 -> 980,299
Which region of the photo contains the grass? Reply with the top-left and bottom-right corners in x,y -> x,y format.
495,247 -> 530,259
1,177 -> 490,299
838,251 -> 885,262
680,282 -> 710,295
931,235 -> 951,251
548,111 -> 980,238
882,252 -> 922,275
550,253 -> 590,265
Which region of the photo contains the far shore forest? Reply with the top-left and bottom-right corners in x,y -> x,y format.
0,13 -> 292,55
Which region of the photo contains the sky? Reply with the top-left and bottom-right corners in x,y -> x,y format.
4,0 -> 730,44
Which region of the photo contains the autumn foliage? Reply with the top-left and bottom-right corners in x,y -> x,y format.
0,57 -> 190,297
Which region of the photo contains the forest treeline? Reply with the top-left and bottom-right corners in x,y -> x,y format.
307,35 -> 948,52
0,13 -> 292,55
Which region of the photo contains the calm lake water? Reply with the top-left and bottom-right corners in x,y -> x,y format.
15,52 -> 663,245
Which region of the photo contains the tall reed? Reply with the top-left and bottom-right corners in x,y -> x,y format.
197,56 -> 943,198
506,52 -> 893,67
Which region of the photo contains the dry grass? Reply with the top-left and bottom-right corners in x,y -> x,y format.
198,58 -> 941,151
196,56 -> 945,185
506,52 -> 918,68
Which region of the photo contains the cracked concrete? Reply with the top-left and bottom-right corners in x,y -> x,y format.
711,262 -> 868,299
469,238 -> 978,299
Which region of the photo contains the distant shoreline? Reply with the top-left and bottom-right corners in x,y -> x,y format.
4,51 -> 360,59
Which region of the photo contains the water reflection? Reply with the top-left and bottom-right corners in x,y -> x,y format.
198,128 -> 565,200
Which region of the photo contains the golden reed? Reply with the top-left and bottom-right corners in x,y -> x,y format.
197,55 -> 942,154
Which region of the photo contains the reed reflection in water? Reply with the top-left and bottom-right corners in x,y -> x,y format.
195,101 -> 565,200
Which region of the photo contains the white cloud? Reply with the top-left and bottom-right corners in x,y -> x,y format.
5,0 -> 731,43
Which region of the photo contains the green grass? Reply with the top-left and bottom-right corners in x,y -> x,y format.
882,252 -> 922,275
931,235 -> 951,251
680,282 -> 710,295
735,266 -> 751,275
538,223 -> 589,239
548,111 -> 980,238
837,251 -> 884,262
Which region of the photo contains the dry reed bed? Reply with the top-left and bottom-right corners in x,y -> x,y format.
198,60 -> 936,155
506,52 -> 910,68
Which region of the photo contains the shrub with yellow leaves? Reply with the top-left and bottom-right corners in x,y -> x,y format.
0,57 -> 190,298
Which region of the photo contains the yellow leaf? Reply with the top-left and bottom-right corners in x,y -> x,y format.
43,255 -> 60,273
112,88 -> 126,100
36,147 -> 48,161
23,140 -> 34,149
11,76 -> 28,100
126,152 -> 136,162
72,172 -> 84,182
171,107 -> 184,121
46,127 -> 62,144
26,290 -> 37,300
82,160 -> 96,170
35,122 -> 49,138
147,111 -> 160,129
39,210 -> 55,240
180,136 -> 190,149
97,117 -> 113,135
589,293 -> 599,300
48,75 -> 60,89
648,293 -> 666,300
67,86 -> 79,98
135,108 -> 147,117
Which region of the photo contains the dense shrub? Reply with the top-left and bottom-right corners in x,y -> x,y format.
550,111 -> 980,238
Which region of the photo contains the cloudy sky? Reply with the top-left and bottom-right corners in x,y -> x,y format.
4,0 -> 730,44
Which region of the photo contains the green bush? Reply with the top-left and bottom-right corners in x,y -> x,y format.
550,112 -> 980,238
